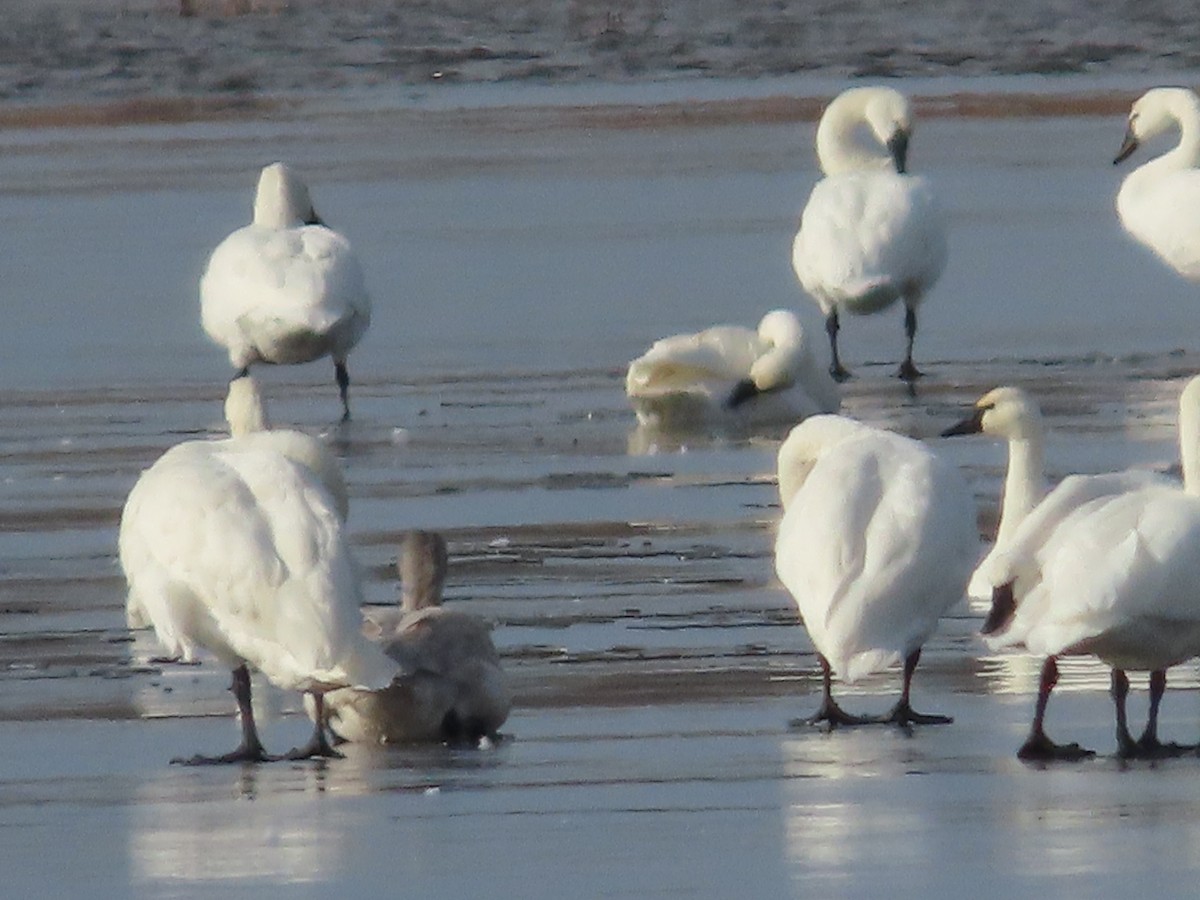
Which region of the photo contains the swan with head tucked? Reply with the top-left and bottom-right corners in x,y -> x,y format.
119,374 -> 398,763
201,162 -> 371,421
792,86 -> 948,383
1114,87 -> 1200,279
314,531 -> 512,746
625,308 -> 839,431
955,377 -> 1200,760
774,415 -> 976,728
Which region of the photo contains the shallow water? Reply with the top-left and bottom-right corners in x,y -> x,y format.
6,85 -> 1200,897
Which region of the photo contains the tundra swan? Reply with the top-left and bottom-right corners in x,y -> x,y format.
119,375 -> 397,763
316,531 -> 512,745
792,86 -> 947,383
959,377 -> 1200,759
625,309 -> 839,431
774,415 -> 976,727
200,162 -> 371,421
1114,87 -> 1200,279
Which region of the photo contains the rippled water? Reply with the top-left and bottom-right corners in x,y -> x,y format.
6,88 -> 1200,897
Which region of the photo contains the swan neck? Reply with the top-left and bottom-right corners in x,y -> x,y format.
399,532 -> 449,612
815,99 -> 889,175
1181,393 -> 1200,496
995,436 -> 1047,542
225,378 -> 268,437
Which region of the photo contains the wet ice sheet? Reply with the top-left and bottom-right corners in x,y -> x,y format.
5,96 -> 1200,897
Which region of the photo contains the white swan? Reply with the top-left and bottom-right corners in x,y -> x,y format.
625,309 -> 839,431
774,415 -> 976,727
119,374 -> 397,763
941,386 -> 1163,606
200,162 -> 371,421
964,376 -> 1200,760
1114,87 -> 1200,279
792,86 -> 947,383
316,531 -> 512,746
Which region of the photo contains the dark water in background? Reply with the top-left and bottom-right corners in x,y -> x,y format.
3,0 -> 1200,108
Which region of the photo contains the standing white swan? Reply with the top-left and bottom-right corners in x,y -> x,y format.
774,415 -> 976,727
792,86 -> 947,383
316,531 -> 511,746
1114,87 -> 1200,279
959,377 -> 1200,760
625,309 -> 839,431
200,162 -> 371,421
941,386 -> 1163,606
119,375 -> 397,763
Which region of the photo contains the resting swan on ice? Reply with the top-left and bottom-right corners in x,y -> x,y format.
119,375 -> 397,763
624,309 -> 839,431
774,415 -> 976,728
1114,87 -> 1200,280
200,162 -> 371,421
946,378 -> 1200,760
792,86 -> 947,383
315,531 -> 512,746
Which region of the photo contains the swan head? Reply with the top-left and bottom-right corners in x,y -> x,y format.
225,373 -> 269,437
942,386 -> 1043,441
399,530 -> 449,613
1114,87 -> 1200,166
756,309 -> 804,348
817,86 -> 914,176
727,310 -> 806,408
253,162 -> 324,229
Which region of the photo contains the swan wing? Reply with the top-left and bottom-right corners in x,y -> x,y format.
626,324 -> 762,396
1008,488 -> 1200,666
201,224 -> 370,365
978,470 -> 1169,599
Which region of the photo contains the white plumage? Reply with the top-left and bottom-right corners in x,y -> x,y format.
792,86 -> 947,382
200,162 -> 371,420
774,415 -> 976,727
963,376 -> 1200,759
316,531 -> 512,746
119,375 -> 397,763
941,386 -> 1162,606
1115,87 -> 1200,279
624,309 -> 839,431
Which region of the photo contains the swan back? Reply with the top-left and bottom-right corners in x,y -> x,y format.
774,415 -> 976,681
815,86 -> 913,176
253,162 -> 318,229
222,375 -> 350,521
995,482 -> 1200,670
